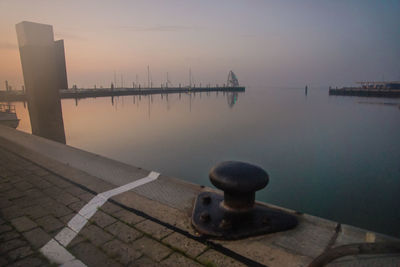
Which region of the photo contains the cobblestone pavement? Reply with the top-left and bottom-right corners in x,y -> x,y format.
0,146 -> 242,266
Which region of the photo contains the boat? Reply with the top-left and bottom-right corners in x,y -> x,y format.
0,103 -> 20,128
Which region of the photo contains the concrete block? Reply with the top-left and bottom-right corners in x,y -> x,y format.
132,236 -> 172,262
80,224 -> 113,246
103,239 -> 142,265
11,216 -> 37,232
135,220 -> 173,240
105,221 -> 142,243
22,227 -> 51,249
69,242 -> 122,267
161,253 -> 202,266
197,249 -> 247,267
162,232 -> 207,258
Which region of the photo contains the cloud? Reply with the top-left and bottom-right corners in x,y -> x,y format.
121,25 -> 196,32
0,42 -> 17,50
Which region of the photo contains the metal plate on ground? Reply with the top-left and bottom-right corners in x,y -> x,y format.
192,192 -> 298,240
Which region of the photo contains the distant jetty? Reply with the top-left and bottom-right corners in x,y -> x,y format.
0,86 -> 245,102
329,81 -> 400,97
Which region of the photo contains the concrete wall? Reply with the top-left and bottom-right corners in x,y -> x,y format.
54,39 -> 68,90
16,21 -> 66,144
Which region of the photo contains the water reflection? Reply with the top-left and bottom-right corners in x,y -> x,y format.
227,92 -> 239,108
71,90 -> 242,111
12,87 -> 400,237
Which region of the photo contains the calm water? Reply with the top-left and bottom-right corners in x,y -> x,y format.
14,87 -> 400,237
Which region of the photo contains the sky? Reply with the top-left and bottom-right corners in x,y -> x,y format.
0,0 -> 399,89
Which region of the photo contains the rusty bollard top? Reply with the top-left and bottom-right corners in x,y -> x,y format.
209,161 -> 269,212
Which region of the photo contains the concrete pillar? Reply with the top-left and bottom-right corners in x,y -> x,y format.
16,21 -> 66,143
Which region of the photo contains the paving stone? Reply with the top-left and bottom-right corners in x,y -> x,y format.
90,210 -> 116,228
105,221 -> 143,243
66,234 -> 86,248
0,239 -> 27,254
80,224 -> 113,246
132,236 -> 172,262
162,232 -> 207,258
161,253 -> 203,267
68,200 -> 87,212
31,196 -> 55,206
22,188 -> 46,200
77,192 -> 96,202
45,175 -> 72,188
11,216 -> 38,232
103,239 -> 142,265
54,192 -> 80,206
0,224 -> 12,234
42,201 -> 73,218
66,186 -> 88,197
22,228 -> 51,249
35,215 -> 64,233
1,206 -> 25,220
6,176 -> 25,184
13,181 -> 33,191
0,197 -> 12,208
113,209 -> 146,226
197,249 -> 246,267
69,242 -> 122,267
25,165 -> 41,171
2,189 -> 25,200
11,196 -> 37,208
59,213 -> 75,224
0,257 -> 8,266
0,231 -> 20,242
34,179 -> 52,190
22,205 -> 50,219
27,175 -> 52,189
7,256 -> 47,267
42,186 -> 63,198
129,256 -> 160,267
32,168 -> 49,177
8,246 -> 34,261
0,183 -> 13,192
135,219 -> 174,240
100,202 -> 122,214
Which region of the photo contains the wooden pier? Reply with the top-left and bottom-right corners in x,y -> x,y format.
329,88 -> 400,97
0,86 -> 245,102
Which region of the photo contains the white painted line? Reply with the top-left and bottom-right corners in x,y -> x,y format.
61,259 -> 87,267
40,239 -> 82,265
40,171 -> 160,265
99,171 -> 160,199
67,213 -> 88,233
78,195 -> 107,219
55,227 -> 77,247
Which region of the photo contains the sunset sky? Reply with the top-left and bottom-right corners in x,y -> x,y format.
0,0 -> 399,89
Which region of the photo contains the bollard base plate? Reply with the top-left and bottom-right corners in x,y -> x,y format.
192,192 -> 298,240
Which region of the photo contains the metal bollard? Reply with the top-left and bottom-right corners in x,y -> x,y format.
192,161 -> 298,239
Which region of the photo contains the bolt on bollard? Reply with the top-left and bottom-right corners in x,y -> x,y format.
191,161 -> 298,239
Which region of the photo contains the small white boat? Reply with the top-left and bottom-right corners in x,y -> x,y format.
0,104 -> 19,128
